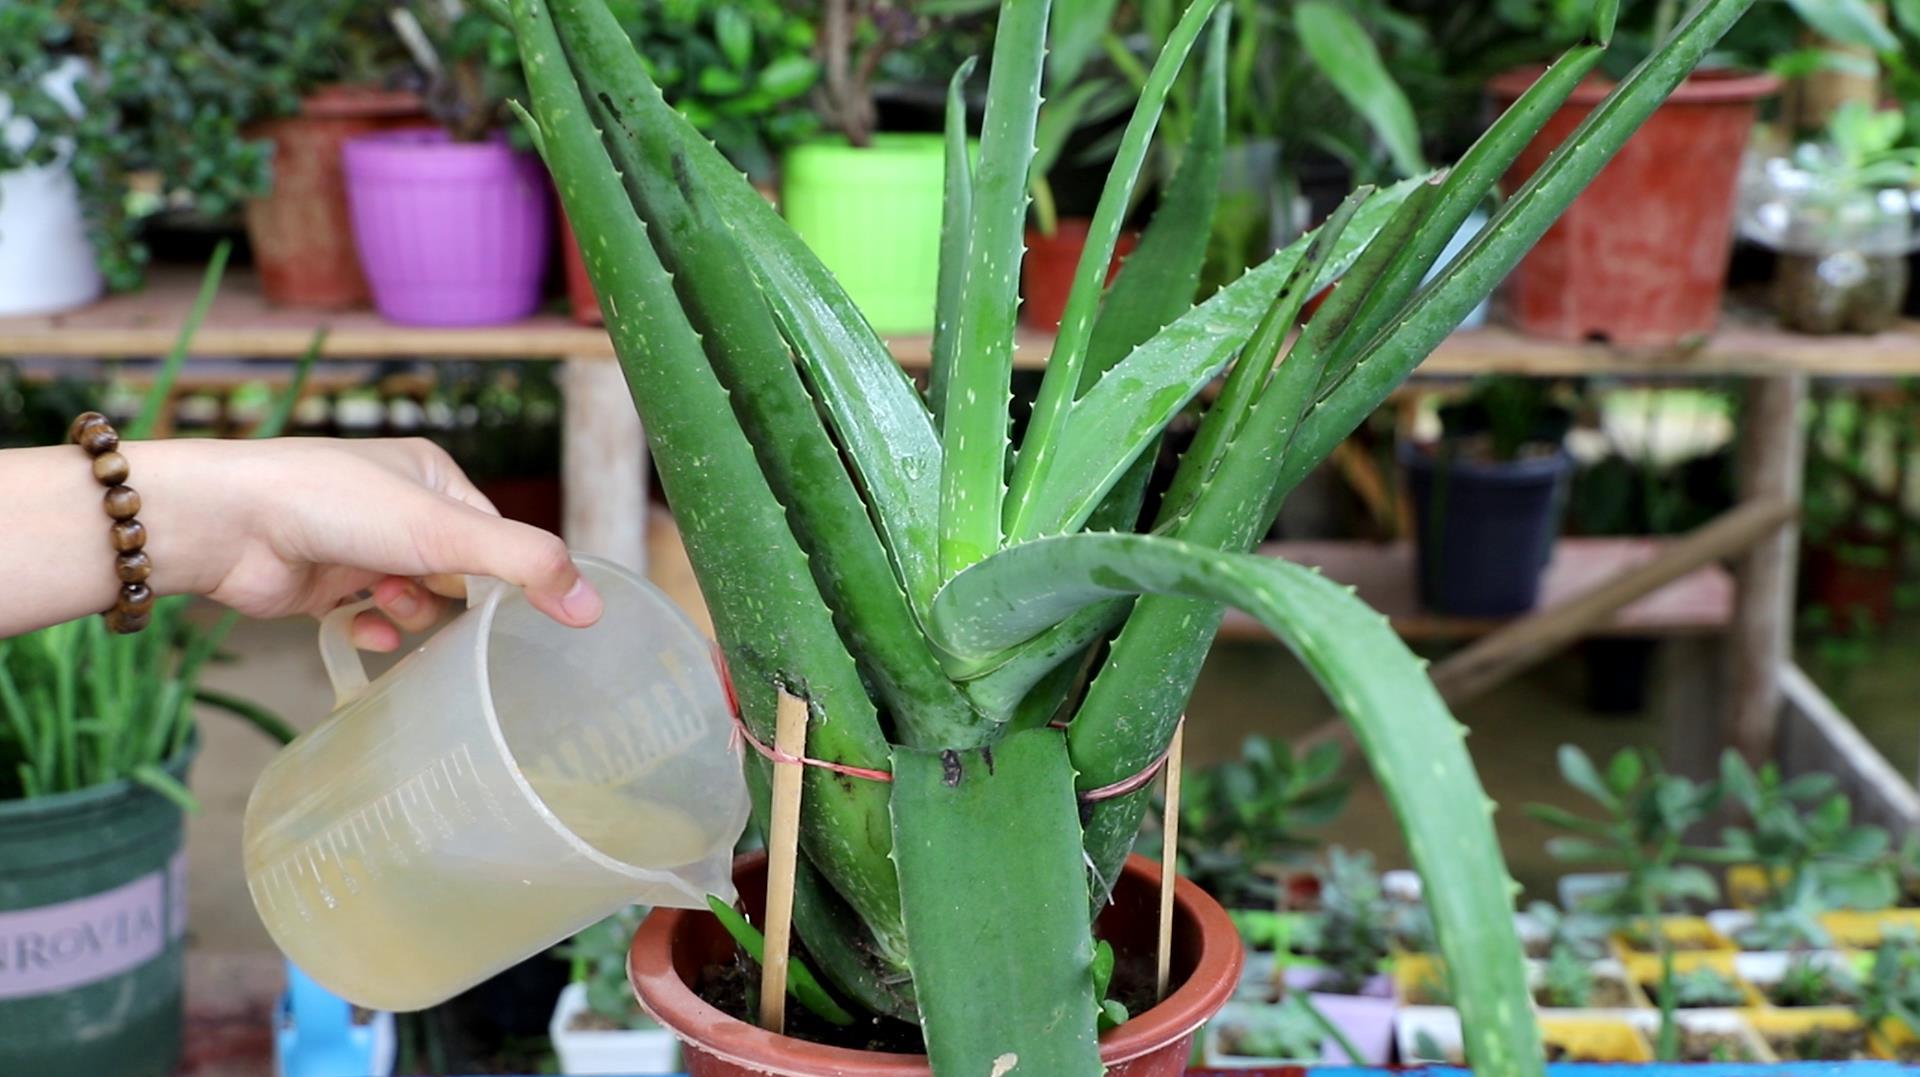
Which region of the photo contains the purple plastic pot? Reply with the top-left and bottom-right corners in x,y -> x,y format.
342,129 -> 551,326
1280,968 -> 1396,1065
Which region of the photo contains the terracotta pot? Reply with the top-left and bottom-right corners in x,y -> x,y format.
1804,537 -> 1901,629
631,852 -> 1241,1076
1488,69 -> 1779,346
1022,218 -> 1138,331
560,206 -> 601,325
243,86 -> 424,309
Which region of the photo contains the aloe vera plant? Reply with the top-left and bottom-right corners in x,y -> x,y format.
506,0 -> 1756,1071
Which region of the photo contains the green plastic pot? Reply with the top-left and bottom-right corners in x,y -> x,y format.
780,134 -> 946,335
0,745 -> 195,1077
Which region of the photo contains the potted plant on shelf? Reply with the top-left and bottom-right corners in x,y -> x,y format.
1401,376 -> 1575,617
1204,994 -> 1357,1067
1490,0 -> 1783,345
1171,735 -> 1349,912
551,907 -> 681,1076
0,2 -> 275,309
559,0 -> 822,324
230,1 -> 425,310
510,0 -> 1761,1070
0,253 -> 295,1077
777,0 -> 978,335
344,3 -> 551,327
1738,101 -> 1920,334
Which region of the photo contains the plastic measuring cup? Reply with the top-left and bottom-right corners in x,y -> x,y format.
242,555 -> 748,1012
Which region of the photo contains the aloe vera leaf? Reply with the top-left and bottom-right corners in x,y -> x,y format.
193,687 -> 296,746
1294,1 -> 1425,177
704,895 -> 858,1026
1069,0 -> 1753,894
511,0 -> 904,958
1152,187 -> 1371,529
927,532 -> 1538,1077
1009,178 -> 1418,544
954,12 -> 1229,718
1004,0 -> 1223,542
1308,44 -> 1605,402
254,330 -> 321,439
929,57 -> 978,432
546,1 -> 976,746
546,0 -> 943,618
939,0 -> 1050,578
1048,0 -> 1122,88
1292,0 -> 1758,490
891,729 -> 1103,1076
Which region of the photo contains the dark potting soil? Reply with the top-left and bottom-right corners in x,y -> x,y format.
1767,977 -> 1860,1008
1543,1042 -> 1609,1063
1678,1029 -> 1762,1063
1765,1027 -> 1873,1061
696,949 -> 1163,1054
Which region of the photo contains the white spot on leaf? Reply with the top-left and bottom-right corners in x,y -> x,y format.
989,1053 -> 1018,1077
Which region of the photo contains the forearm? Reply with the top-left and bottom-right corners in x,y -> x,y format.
0,441 -> 236,636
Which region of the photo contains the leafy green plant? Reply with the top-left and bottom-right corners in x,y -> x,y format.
1718,750 -> 1896,917
1307,846 -> 1393,995
1529,745 -> 1723,1058
560,906 -> 663,1028
507,0 -> 1759,1070
1771,955 -> 1861,1008
1435,376 -> 1574,463
1536,941 -> 1597,1008
1864,934 -> 1920,1035
0,248 -> 299,807
1171,735 -> 1349,908
807,0 -> 985,145
1524,899 -> 1611,960
1668,966 -> 1746,1009
1215,995 -> 1327,1061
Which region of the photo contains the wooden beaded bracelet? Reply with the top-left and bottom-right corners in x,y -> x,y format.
68,411 -> 155,634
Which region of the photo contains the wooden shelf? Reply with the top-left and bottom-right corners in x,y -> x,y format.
5,263 -> 1920,376
1218,537 -> 1735,642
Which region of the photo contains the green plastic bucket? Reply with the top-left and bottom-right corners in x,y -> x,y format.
0,746 -> 195,1077
780,134 -> 946,335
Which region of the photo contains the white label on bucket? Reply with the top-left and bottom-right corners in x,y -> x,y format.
168,850 -> 188,941
0,870 -> 168,998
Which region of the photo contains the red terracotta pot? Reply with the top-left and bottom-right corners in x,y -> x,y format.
1804,538 -> 1901,629
244,86 -> 425,309
1488,69 -> 1779,346
560,207 -> 601,325
631,852 -> 1241,1076
1022,218 -> 1139,332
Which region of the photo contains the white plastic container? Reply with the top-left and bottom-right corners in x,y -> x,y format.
243,555 -> 750,1012
549,982 -> 681,1076
0,58 -> 102,316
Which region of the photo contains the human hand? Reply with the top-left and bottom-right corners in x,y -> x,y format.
133,437 -> 603,649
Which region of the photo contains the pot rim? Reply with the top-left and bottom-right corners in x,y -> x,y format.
1400,439 -> 1573,482
299,85 -> 426,121
1488,66 -> 1782,107
629,851 -> 1242,1074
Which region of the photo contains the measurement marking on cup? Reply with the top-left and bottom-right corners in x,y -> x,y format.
251,744 -> 489,920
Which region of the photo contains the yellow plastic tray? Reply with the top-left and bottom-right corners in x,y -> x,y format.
1623,951 -> 1765,1009
1539,1015 -> 1656,1062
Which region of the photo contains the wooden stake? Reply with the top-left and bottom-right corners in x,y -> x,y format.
759,689 -> 808,1034
1155,722 -> 1186,1001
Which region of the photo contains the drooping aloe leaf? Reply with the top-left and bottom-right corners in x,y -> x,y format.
940,0 -> 1050,578
1004,0 -> 1222,541
1008,177 -> 1421,545
1295,1 -> 1426,177
546,0 -> 977,746
1783,0 -> 1897,52
891,729 -> 1103,1077
510,0 -> 905,962
930,57 -> 979,432
927,532 -> 1539,1077
1070,0 -> 1754,900
546,0 -> 943,617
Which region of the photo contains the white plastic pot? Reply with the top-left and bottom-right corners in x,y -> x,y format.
0,58 -> 102,316
549,982 -> 681,1076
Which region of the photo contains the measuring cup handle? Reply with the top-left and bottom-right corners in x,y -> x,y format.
463,574 -> 505,610
317,598 -> 380,707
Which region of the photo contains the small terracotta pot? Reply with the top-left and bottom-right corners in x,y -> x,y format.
1022,218 -> 1138,331
1488,69 -> 1779,346
243,86 -> 424,309
631,852 -> 1241,1076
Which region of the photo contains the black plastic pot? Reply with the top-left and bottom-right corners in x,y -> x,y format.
1402,442 -> 1572,617
1582,637 -> 1658,715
